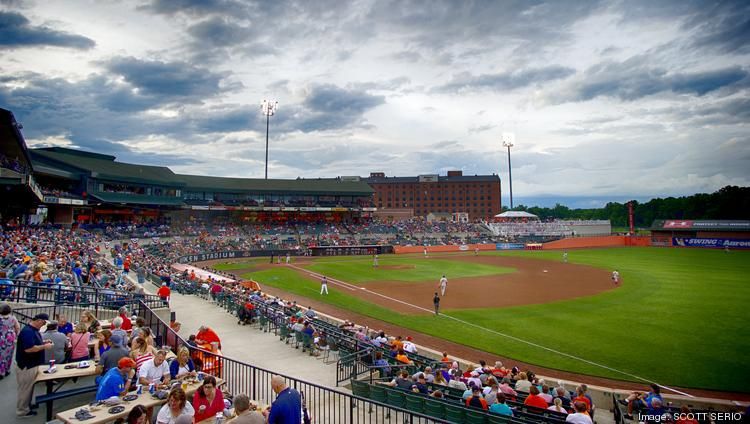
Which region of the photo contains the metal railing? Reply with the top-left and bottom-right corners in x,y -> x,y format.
1,279 -> 164,309
11,300 -> 145,328
336,348 -> 376,385
139,301 -> 451,424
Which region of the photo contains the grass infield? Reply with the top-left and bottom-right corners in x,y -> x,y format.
220,247 -> 749,392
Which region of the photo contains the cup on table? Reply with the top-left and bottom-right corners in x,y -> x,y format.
197,372 -> 204,382
181,381 -> 188,391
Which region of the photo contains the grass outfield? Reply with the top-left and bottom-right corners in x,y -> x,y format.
231,248 -> 749,392
306,256 -> 514,283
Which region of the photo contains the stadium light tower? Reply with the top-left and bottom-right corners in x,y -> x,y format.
260,99 -> 278,179
502,133 -> 515,209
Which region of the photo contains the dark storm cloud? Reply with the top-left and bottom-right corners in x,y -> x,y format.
687,1 -> 750,54
557,58 -> 748,102
433,66 -> 575,93
139,0 -> 247,16
0,11 -> 95,49
367,0 -> 601,53
103,56 -> 230,101
186,16 -> 254,47
304,84 -> 385,115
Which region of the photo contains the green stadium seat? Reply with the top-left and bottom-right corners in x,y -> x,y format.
423,397 -> 446,419
466,408 -> 489,424
385,387 -> 406,409
369,384 -> 388,404
404,393 -> 425,414
351,379 -> 370,399
445,402 -> 466,422
488,413 -> 514,424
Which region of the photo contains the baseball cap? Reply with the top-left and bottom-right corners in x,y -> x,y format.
110,334 -> 123,347
32,313 -> 50,321
118,357 -> 136,369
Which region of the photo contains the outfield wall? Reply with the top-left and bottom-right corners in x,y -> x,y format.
393,243 -> 496,254
542,235 -> 651,249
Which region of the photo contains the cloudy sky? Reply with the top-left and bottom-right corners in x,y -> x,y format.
1,0 -> 748,207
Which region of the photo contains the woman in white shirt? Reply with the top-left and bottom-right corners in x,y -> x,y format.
548,398 -> 569,415
157,387 -> 195,424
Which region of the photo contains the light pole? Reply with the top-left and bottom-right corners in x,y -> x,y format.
502,133 -> 515,209
260,100 -> 278,179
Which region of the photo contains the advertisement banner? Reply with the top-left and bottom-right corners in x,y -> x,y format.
309,245 -> 394,256
672,238 -> 750,249
176,249 -> 299,263
495,243 -> 526,250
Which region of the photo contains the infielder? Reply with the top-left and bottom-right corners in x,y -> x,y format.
438,275 -> 448,296
612,270 -> 620,285
320,276 -> 329,294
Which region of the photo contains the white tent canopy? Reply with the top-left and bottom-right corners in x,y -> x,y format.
494,211 -> 539,219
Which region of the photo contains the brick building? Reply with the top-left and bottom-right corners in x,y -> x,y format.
365,171 -> 502,220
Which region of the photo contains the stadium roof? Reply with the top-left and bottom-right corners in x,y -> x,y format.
31,147 -> 181,186
495,211 -> 539,219
651,219 -> 750,232
89,192 -> 186,206
176,174 -> 374,196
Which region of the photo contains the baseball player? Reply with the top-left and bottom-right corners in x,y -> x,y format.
320,276 -> 329,295
438,275 -> 448,296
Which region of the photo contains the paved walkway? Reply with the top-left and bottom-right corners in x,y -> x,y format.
169,290 -> 343,391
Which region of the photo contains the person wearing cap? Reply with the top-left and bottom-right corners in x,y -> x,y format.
96,357 -> 136,401
98,333 -> 130,375
15,313 -> 53,417
465,385 -> 489,410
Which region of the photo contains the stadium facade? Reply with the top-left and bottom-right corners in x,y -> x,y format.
365,171 -> 502,220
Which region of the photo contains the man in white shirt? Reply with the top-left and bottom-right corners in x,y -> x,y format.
402,337 -> 418,354
138,350 -> 171,387
566,402 -> 593,424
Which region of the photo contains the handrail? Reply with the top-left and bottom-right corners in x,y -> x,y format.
2,278 -> 164,309
134,299 -> 452,424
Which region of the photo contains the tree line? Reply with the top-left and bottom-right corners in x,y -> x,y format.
506,186 -> 750,228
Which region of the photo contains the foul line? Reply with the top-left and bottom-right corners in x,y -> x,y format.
286,263 -> 693,398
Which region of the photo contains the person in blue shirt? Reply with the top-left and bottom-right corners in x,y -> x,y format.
96,357 -> 136,401
264,375 -> 302,424
489,393 -> 514,416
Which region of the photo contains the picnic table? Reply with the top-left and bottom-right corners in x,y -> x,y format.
35,360 -> 101,420
56,377 -> 223,424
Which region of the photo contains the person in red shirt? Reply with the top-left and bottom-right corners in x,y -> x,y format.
196,326 -> 222,349
157,283 -> 170,305
524,386 -> 550,410
572,386 -> 592,412
192,375 -> 224,422
118,307 -> 132,331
